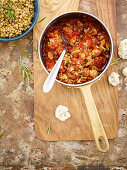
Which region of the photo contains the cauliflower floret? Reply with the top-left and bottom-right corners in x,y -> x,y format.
63,27 -> 73,35
92,49 -> 101,57
122,67 -> 127,77
48,52 -> 53,60
89,69 -> 98,78
108,72 -> 119,86
118,39 -> 127,59
67,66 -> 74,73
70,36 -> 77,45
81,53 -> 85,59
55,105 -> 71,121
83,68 -> 90,77
59,74 -> 68,80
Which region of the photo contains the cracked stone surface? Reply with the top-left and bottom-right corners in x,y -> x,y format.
0,0 -> 127,169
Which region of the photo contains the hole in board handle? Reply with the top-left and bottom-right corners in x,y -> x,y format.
98,136 -> 107,150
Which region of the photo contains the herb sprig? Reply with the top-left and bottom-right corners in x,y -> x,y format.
47,125 -> 50,135
20,56 -> 33,82
10,44 -> 19,47
27,37 -> 38,56
110,58 -> 120,66
0,134 -> 3,140
0,3 -> 15,21
21,52 -> 31,56
38,17 -> 46,23
33,41 -> 38,55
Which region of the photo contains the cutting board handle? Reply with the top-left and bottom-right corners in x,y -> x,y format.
80,85 -> 109,152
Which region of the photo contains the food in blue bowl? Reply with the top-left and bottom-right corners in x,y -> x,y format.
0,0 -> 39,41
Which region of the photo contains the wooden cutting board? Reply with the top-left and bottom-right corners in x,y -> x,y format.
33,0 -> 118,141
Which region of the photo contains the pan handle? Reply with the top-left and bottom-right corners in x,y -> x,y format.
80,85 -> 109,152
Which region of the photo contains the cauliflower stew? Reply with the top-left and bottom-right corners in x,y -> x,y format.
41,16 -> 111,84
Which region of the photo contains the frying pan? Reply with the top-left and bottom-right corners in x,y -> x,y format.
38,11 -> 113,152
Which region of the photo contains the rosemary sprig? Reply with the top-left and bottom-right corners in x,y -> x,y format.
37,40 -> 38,55
38,17 -> 46,23
10,44 -> 19,47
0,134 -> 3,140
20,56 -> 33,82
2,6 -> 13,10
33,44 -> 38,54
47,125 -> 50,135
1,11 -> 6,17
1,4 -> 15,21
13,2 -> 21,7
27,37 -> 38,56
21,63 -> 33,82
21,52 -> 31,56
110,58 -> 120,66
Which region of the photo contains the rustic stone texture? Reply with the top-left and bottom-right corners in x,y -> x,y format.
0,0 -> 127,169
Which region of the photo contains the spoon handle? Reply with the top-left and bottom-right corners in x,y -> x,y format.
43,48 -> 66,93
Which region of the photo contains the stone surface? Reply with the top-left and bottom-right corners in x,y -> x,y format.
0,0 -> 127,169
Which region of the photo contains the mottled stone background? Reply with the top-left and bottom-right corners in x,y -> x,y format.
0,0 -> 127,169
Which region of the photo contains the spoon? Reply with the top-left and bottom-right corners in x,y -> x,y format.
43,32 -> 70,93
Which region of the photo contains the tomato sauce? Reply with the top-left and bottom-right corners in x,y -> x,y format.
42,16 -> 111,84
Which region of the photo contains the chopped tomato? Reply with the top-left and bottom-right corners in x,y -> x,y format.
93,56 -> 106,68
45,59 -> 55,70
59,62 -> 65,72
63,27 -> 73,35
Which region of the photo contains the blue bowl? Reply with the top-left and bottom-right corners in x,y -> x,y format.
0,0 -> 39,41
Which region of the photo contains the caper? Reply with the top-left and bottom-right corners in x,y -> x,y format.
54,51 -> 57,56
78,29 -> 81,32
97,41 -> 101,45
